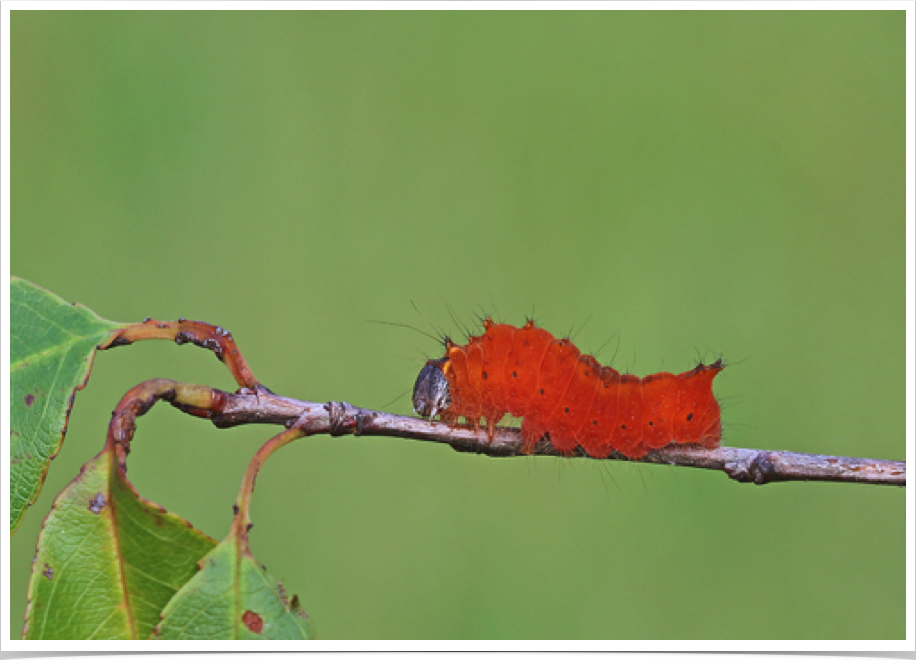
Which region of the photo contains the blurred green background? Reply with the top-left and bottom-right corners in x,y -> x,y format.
10,11 -> 904,639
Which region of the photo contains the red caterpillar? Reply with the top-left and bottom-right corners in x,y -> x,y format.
412,319 -> 723,459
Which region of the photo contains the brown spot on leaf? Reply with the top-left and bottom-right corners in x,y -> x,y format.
242,610 -> 263,633
88,493 -> 106,513
42,564 -> 54,580
24,394 -> 35,407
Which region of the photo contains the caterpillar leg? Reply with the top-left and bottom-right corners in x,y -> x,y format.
519,419 -> 547,454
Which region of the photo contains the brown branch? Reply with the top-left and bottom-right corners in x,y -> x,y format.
95,315 -> 903,489
95,317 -> 905,487
180,386 -> 903,488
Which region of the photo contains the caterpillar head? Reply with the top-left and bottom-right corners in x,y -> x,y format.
412,358 -> 451,419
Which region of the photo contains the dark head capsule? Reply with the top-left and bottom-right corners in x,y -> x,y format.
412,358 -> 451,419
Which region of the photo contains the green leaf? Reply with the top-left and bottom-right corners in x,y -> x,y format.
10,276 -> 126,533
24,448 -> 217,640
154,534 -> 316,640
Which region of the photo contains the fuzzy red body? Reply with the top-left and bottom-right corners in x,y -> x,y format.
428,319 -> 723,459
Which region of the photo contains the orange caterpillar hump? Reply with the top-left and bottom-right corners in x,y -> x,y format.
411,319 -> 724,459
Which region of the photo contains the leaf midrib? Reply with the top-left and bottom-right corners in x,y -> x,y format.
12,331 -> 113,371
11,287 -> 122,368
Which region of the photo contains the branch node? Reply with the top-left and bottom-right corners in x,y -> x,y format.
725,451 -> 781,485
325,401 -> 357,436
354,410 -> 376,436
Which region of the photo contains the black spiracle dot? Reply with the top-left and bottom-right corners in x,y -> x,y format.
540,389 -> 545,395
648,421 -> 654,426
564,407 -> 570,413
686,413 -> 694,421
592,420 -> 598,425
482,371 -> 488,379
620,424 -> 626,430
512,371 -> 518,378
